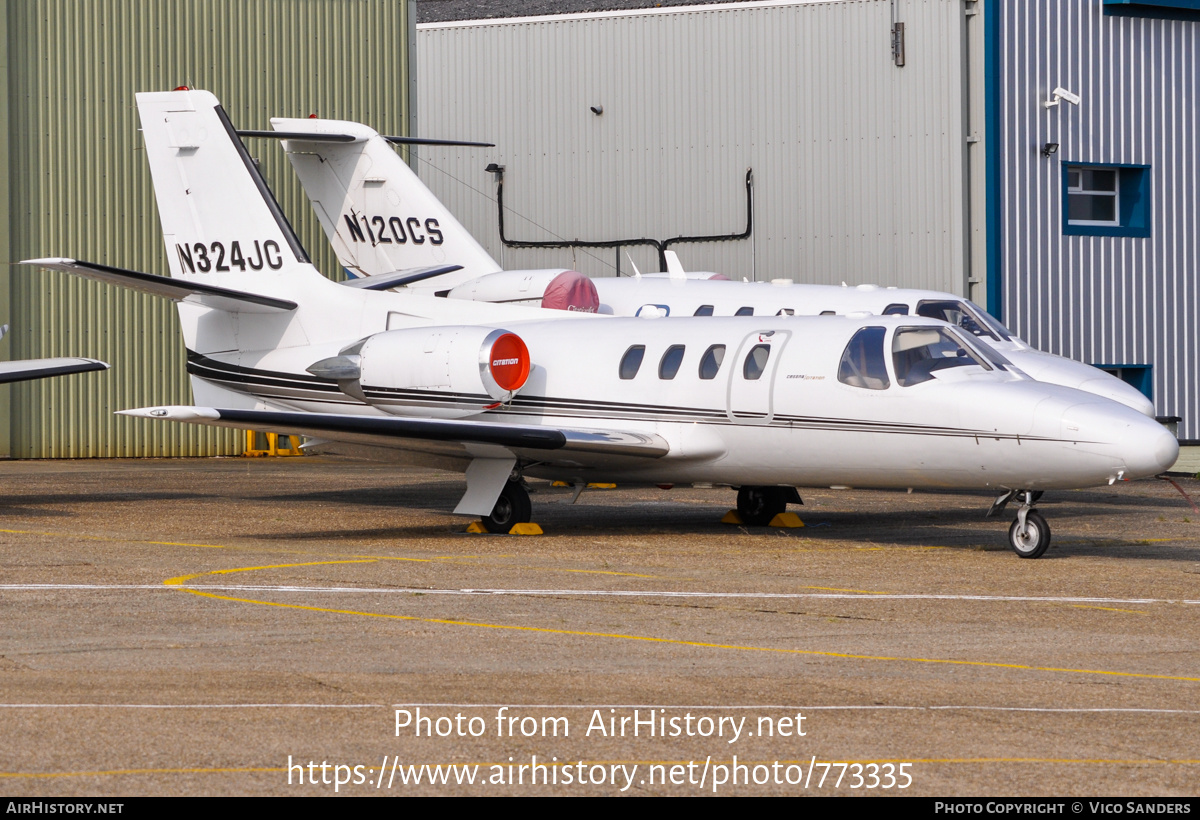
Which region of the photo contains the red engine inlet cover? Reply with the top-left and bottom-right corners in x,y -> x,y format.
488,332 -> 530,392
541,270 -> 599,313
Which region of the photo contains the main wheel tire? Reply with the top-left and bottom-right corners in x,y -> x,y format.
482,481 -> 532,534
736,486 -> 788,526
1008,509 -> 1051,558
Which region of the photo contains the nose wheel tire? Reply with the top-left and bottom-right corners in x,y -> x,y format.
482,481 -> 532,534
1008,510 -> 1051,558
736,486 -> 788,526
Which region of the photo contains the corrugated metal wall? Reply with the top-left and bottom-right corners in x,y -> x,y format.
0,0 -> 412,457
416,0 -> 978,294
1000,0 -> 1199,435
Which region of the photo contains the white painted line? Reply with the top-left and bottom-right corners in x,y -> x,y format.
394,704 -> 1200,715
392,704 -> 1200,715
1,585 -> 169,590
0,703 -> 385,709
1,703 -> 1197,715
2,583 -> 1197,606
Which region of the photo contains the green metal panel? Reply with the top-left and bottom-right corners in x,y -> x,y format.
2,0 -> 411,457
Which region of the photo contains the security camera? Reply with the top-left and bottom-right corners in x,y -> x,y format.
1043,86 -> 1081,108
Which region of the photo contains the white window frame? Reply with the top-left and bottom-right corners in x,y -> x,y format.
1067,167 -> 1121,227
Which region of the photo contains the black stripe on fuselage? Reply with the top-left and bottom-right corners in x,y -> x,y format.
184,350 -> 1073,443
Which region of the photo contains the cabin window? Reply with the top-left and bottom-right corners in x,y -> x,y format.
735,306 -> 754,316
838,327 -> 890,390
743,344 -> 771,380
694,305 -> 714,316
892,326 -> 990,386
776,308 -> 795,316
619,345 -> 645,379
883,303 -> 909,315
659,345 -> 686,379
698,345 -> 726,379
819,310 -> 836,316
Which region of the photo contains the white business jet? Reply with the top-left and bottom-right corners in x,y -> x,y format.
264,116 -> 1154,418
22,90 -> 1178,558
0,323 -> 108,385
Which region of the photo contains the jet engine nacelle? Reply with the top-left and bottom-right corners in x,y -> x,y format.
447,269 -> 600,313
447,269 -> 567,304
312,326 -> 532,418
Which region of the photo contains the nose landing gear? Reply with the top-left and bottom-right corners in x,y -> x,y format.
989,489 -> 1051,558
1008,507 -> 1051,558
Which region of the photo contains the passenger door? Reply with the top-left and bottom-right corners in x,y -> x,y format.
726,330 -> 790,424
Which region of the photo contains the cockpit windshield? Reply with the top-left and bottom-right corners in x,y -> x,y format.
915,299 -> 1015,342
892,326 -> 992,386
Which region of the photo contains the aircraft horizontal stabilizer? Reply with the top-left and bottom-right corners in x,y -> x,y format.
20,259 -> 297,313
239,130 -> 493,148
0,357 -> 108,385
339,265 -> 465,290
117,406 -> 670,459
237,129 -> 359,143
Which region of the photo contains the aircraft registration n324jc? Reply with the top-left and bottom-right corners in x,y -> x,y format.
22,90 -> 1178,558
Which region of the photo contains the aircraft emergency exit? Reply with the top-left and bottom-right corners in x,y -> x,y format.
23,89 -> 1179,559
267,116 -> 1154,418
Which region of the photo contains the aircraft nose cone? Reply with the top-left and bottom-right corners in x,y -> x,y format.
1077,376 -> 1156,417
1124,418 -> 1180,477
1061,402 -> 1179,480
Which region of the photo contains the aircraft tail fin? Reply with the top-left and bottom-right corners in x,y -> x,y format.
268,116 -> 501,287
135,89 -> 325,295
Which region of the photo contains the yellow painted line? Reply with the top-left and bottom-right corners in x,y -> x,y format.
370,555 -> 659,579
164,560 -> 379,586
805,586 -> 891,595
164,564 -> 1200,684
6,757 -> 1199,779
1070,605 -> 1148,615
1057,538 -> 1187,546
554,568 -> 658,578
366,556 -> 479,563
0,528 -> 229,550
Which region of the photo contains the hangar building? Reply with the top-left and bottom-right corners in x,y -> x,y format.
414,0 -> 1200,439
0,0 -> 415,458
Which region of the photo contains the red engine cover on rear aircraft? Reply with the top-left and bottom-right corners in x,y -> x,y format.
541,270 -> 599,313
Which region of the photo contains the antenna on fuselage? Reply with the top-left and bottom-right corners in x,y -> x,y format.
625,252 -> 642,280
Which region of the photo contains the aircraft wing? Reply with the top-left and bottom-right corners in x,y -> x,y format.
20,258 -> 297,313
0,357 -> 109,385
117,406 -> 670,460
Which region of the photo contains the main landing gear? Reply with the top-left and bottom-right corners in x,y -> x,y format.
988,489 -> 1051,559
482,479 -> 532,534
736,486 -> 802,526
